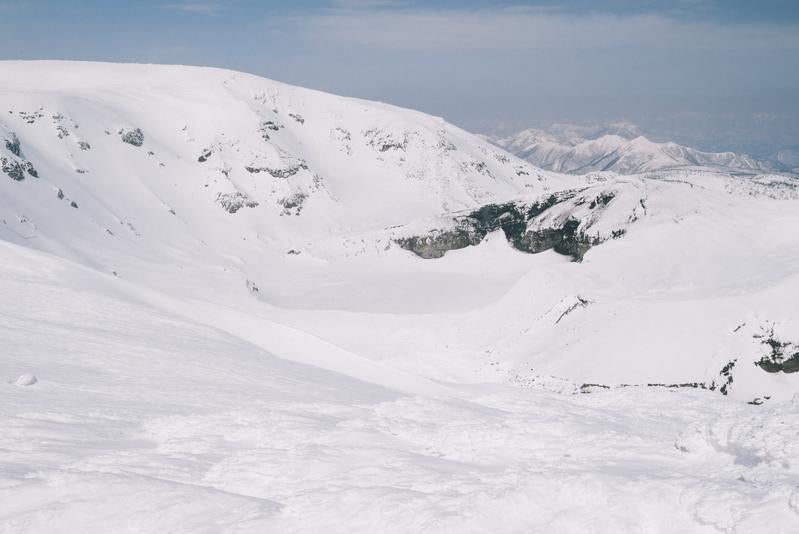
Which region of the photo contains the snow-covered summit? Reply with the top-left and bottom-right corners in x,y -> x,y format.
493,126 -> 779,175
0,60 -> 553,252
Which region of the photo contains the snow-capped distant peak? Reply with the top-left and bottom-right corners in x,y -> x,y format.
492,126 -> 780,175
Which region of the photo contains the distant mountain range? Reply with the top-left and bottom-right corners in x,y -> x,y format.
491,124 -> 797,175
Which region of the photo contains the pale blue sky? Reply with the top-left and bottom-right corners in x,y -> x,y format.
1,0 -> 797,155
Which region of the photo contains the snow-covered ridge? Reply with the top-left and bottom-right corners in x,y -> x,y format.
493,126 -> 784,175
0,61 -> 797,398
0,60 -> 556,254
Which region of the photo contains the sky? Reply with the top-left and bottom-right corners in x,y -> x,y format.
1,0 -> 798,156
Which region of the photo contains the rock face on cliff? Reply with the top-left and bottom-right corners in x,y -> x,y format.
397,181 -> 645,261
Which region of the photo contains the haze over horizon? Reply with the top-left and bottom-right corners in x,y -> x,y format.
1,0 -> 797,156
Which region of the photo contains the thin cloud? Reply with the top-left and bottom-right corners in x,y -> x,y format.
328,0 -> 404,7
272,6 -> 799,53
160,2 -> 224,15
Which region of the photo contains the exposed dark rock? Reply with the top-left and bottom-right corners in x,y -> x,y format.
1,157 -> 25,181
19,110 -> 43,124
397,188 -> 633,261
517,218 -> 601,261
589,192 -> 615,209
747,396 -> 771,406
364,129 -> 407,152
197,148 -> 213,163
555,296 -> 592,324
395,220 -> 484,259
754,327 -> 799,373
708,359 -> 737,395
467,160 -> 493,178
120,128 -> 144,147
332,127 -> 352,155
718,360 -> 736,394
216,192 -> 259,214
78,141 -> 91,151
24,161 -> 38,178
259,121 -> 284,141
437,137 -> 456,152
579,383 -> 610,392
278,192 -> 308,216
644,382 -> 706,389
289,113 -> 305,124
397,192 -> 590,260
5,133 -> 22,157
245,162 -> 308,178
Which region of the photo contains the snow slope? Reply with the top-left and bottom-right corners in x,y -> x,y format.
493,128 -> 780,175
3,239 -> 799,533
2,61 -> 799,532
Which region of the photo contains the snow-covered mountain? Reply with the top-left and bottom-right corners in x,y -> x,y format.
771,148 -> 799,173
2,61 -> 799,532
493,127 -> 781,175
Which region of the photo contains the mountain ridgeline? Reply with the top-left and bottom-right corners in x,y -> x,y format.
491,127 -> 792,175
1,61 -> 798,405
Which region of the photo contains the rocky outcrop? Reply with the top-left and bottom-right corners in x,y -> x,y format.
278,192 -> 307,216
397,184 -> 640,261
396,194 -> 566,259
5,132 -> 22,157
755,328 -> 799,373
216,192 -> 259,214
2,131 -> 38,180
245,162 -> 308,178
120,128 -> 144,147
259,121 -> 283,141
364,128 -> 407,152
1,157 -> 26,181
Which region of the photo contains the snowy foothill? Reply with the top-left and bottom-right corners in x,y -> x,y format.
1,61 -> 798,532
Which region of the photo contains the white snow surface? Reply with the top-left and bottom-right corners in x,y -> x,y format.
1,61 -> 799,533
493,128 -> 781,175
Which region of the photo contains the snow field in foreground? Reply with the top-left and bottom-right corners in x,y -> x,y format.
1,242 -> 798,533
